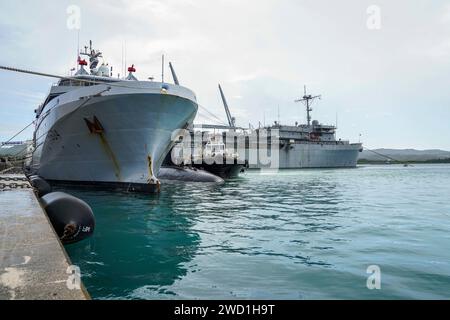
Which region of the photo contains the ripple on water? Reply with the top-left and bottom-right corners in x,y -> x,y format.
65,165 -> 450,299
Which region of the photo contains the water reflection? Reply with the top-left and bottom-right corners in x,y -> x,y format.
158,171 -> 347,269
64,167 -> 450,299
65,190 -> 200,299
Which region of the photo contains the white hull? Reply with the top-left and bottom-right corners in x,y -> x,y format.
32,82 -> 197,191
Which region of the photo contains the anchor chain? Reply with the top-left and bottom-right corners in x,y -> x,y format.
0,176 -> 31,190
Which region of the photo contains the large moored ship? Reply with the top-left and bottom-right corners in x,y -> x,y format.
30,41 -> 198,192
250,87 -> 362,169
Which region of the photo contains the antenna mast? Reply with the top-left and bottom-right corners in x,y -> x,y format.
161,54 -> 165,83
294,85 -> 321,126
277,105 -> 280,125
121,42 -> 124,78
76,29 -> 80,70
336,111 -> 338,129
124,42 -> 127,78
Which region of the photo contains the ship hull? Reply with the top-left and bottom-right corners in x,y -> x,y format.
32,86 -> 197,192
191,163 -> 245,179
249,142 -> 362,169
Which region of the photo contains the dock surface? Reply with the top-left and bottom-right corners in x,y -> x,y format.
0,174 -> 88,300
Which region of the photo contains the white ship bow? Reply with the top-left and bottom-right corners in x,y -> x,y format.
32,79 -> 197,192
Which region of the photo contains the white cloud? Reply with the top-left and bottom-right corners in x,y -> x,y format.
427,39 -> 450,59
228,70 -> 269,83
1,0 -> 450,149
440,4 -> 450,24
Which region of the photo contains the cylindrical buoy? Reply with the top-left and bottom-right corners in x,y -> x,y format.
23,166 -> 33,177
40,192 -> 95,244
28,175 -> 52,197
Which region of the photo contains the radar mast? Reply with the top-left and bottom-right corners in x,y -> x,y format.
294,86 -> 321,126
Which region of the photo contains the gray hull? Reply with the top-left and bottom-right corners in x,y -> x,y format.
158,166 -> 224,183
249,142 -> 362,169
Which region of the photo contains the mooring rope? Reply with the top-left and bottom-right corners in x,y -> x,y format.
364,147 -> 413,166
1,120 -> 35,146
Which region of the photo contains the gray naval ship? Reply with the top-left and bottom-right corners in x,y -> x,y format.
250,87 -> 362,169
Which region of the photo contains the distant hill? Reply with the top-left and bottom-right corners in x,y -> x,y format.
359,148 -> 450,162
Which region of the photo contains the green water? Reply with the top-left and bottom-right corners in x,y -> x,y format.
66,164 -> 450,299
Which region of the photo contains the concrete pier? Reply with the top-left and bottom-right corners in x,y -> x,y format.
0,174 -> 88,300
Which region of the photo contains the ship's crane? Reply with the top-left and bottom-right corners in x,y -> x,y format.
195,85 -> 239,130
218,84 -> 236,129
169,62 -> 179,85
294,85 -> 321,126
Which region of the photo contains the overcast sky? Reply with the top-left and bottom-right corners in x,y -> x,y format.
1,0 -> 450,149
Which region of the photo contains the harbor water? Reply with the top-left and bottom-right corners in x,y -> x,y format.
66,164 -> 450,299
